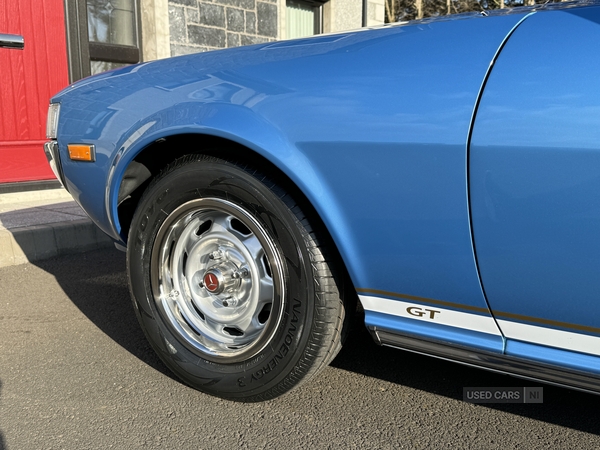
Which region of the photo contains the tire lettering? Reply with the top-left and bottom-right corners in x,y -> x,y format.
134,189 -> 169,247
156,189 -> 169,204
142,204 -> 155,230
244,299 -> 303,385
291,298 -> 300,323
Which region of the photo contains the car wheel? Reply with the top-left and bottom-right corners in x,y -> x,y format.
127,154 -> 351,401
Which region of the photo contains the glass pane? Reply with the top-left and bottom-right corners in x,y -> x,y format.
287,1 -> 316,39
90,60 -> 128,75
87,0 -> 136,46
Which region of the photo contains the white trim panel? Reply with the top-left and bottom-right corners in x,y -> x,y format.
498,319 -> 600,357
360,295 -> 502,336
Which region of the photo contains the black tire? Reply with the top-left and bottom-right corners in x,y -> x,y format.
127,155 -> 351,401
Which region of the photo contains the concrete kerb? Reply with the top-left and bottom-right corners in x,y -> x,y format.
0,219 -> 114,268
0,188 -> 116,268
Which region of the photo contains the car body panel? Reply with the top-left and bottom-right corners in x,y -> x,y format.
47,2 -> 600,394
54,13 -> 530,340
470,5 -> 600,368
505,340 -> 600,375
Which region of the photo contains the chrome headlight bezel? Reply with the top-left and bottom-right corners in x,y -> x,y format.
46,103 -> 60,139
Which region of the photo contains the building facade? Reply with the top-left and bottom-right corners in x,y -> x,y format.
0,0 -> 384,184
162,0 -> 385,57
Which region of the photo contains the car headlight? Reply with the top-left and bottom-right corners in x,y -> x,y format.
46,103 -> 60,139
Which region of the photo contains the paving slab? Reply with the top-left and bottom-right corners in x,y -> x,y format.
0,187 -> 115,267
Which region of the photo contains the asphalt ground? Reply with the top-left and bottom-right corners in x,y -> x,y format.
1,248 -> 600,449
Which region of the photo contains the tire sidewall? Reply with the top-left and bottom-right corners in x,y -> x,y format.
127,158 -> 315,399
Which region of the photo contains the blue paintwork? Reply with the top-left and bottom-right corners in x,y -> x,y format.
54,12 -> 529,318
50,2 -> 600,386
470,6 -> 600,338
505,340 -> 600,375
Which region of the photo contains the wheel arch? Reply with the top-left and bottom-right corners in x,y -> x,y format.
115,131 -> 362,295
116,132 -> 259,238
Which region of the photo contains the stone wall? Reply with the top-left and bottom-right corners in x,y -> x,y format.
141,0 -> 171,61
323,0 -> 363,34
168,0 -> 278,56
366,0 -> 385,26
162,0 -> 385,58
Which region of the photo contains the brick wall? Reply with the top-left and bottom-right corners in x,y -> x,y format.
168,0 -> 278,56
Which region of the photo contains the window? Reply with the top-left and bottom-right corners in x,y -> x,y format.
286,0 -> 324,39
65,0 -> 141,81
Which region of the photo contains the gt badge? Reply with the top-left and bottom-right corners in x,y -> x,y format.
406,306 -> 440,320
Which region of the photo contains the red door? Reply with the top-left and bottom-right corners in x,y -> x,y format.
0,0 -> 69,183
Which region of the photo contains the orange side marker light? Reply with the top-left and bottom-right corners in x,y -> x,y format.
68,144 -> 96,162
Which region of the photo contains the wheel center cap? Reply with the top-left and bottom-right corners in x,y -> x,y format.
203,271 -> 222,294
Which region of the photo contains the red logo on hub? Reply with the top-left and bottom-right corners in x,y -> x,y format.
204,272 -> 219,292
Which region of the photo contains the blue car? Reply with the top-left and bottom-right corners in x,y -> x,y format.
45,1 -> 600,401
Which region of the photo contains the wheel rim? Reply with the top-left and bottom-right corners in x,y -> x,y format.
150,198 -> 285,363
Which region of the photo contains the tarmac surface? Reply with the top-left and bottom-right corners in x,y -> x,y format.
2,187 -> 600,447
0,187 -> 113,267
2,248 -> 600,449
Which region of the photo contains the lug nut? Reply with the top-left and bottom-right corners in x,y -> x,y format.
209,250 -> 223,260
231,267 -> 249,279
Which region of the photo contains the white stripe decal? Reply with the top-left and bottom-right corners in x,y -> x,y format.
497,319 -> 600,357
360,294 -> 600,356
359,295 -> 501,336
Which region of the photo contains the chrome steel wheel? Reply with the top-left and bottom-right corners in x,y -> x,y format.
150,198 -> 285,363
128,156 -> 350,401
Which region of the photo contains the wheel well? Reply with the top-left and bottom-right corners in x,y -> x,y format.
118,134 -> 273,238
118,134 -> 314,245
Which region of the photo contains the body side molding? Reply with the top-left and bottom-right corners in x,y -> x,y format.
372,327 -> 600,395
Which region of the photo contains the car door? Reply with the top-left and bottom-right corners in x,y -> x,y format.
470,5 -> 600,372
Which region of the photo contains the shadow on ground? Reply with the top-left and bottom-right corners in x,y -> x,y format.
33,248 -> 177,383
36,248 -> 600,436
332,311 -> 600,436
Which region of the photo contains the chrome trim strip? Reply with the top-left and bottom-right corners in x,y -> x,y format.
43,141 -> 67,190
0,33 -> 24,49
371,328 -> 600,396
